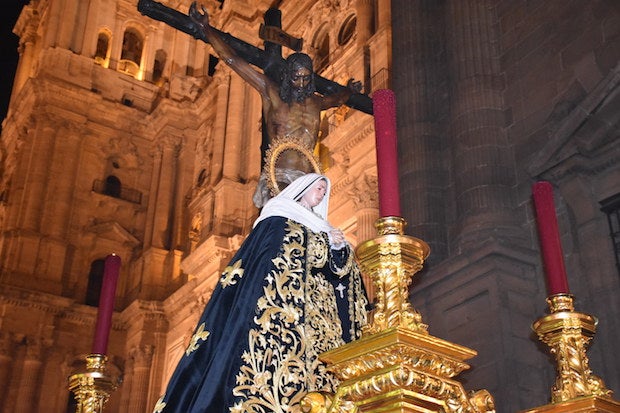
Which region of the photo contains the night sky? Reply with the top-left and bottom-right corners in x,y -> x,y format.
1,1 -> 30,126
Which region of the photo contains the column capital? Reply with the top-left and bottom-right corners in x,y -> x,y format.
347,172 -> 379,210
129,344 -> 154,368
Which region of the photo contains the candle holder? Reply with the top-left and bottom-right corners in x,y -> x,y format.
302,216 -> 496,413
68,354 -> 120,413
520,294 -> 620,413
357,216 -> 429,335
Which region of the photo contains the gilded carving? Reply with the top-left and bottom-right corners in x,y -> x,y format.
300,217 -> 495,413
533,294 -> 612,404
68,354 -> 120,413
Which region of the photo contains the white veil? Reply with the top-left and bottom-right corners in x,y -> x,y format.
253,173 -> 334,234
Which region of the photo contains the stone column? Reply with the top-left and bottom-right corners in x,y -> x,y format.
392,0 -> 450,262
446,0 -> 518,249
13,338 -> 44,413
127,345 -> 154,413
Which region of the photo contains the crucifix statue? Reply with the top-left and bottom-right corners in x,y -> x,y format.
138,0 -> 373,206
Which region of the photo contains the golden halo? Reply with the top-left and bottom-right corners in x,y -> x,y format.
265,138 -> 322,196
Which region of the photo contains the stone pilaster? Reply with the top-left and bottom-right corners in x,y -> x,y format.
44,120 -> 82,239
21,118 -> 56,232
376,0 -> 391,30
127,345 -> 154,413
12,14 -> 38,100
222,74 -> 245,181
0,332 -> 14,405
210,69 -> 232,185
149,136 -> 181,250
346,172 -> 379,300
13,337 -> 46,413
118,354 -> 134,411
355,0 -> 373,46
346,172 -> 379,243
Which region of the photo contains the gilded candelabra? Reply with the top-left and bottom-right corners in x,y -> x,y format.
68,354 -> 120,413
520,294 -> 620,413
302,216 -> 495,413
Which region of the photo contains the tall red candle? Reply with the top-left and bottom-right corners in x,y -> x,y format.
531,182 -> 570,295
92,254 -> 121,355
372,89 -> 402,217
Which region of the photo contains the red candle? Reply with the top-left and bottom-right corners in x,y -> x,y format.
372,89 -> 402,217
92,254 -> 121,355
531,182 -> 570,295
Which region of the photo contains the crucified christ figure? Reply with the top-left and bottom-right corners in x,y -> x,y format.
189,2 -> 362,207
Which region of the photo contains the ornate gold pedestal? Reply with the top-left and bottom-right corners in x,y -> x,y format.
520,295 -> 620,413
302,217 -> 495,413
68,354 -> 120,413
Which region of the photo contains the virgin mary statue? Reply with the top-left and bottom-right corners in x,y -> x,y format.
154,173 -> 368,413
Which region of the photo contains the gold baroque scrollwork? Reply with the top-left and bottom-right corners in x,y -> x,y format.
533,295 -> 613,403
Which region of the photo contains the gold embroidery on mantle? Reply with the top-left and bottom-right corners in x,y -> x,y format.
152,396 -> 166,413
220,259 -> 245,288
231,220 -> 364,412
185,323 -> 210,356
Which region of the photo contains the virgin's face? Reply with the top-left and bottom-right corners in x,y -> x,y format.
300,179 -> 327,208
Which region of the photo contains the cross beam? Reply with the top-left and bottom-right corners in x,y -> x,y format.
137,0 -> 373,114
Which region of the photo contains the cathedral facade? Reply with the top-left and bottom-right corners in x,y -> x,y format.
0,0 -> 618,412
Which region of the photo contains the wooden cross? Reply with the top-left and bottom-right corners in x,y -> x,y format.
137,0 -> 373,114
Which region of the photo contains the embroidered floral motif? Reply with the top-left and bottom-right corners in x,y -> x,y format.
229,219 -> 368,412
231,221 -> 340,412
306,231 -> 328,269
153,396 -> 166,413
220,259 -> 245,288
185,323 -> 210,356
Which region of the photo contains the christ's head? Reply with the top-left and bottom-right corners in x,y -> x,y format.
280,53 -> 315,103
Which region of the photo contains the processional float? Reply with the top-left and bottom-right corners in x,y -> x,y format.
66,2 -> 619,412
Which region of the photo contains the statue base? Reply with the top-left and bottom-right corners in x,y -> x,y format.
301,217 -> 494,412
316,326 -> 494,412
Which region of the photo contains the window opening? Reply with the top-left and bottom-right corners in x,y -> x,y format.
119,29 -> 143,76
338,15 -> 357,46
94,32 -> 110,66
85,259 -> 105,306
104,175 -> 122,198
314,32 -> 330,73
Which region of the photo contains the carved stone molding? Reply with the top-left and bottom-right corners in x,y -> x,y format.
345,171 -> 378,210
129,344 -> 154,368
